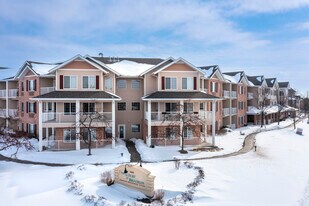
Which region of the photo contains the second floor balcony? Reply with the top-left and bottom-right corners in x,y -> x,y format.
145,111 -> 212,123
223,90 -> 230,98
0,90 -> 5,98
8,89 -> 18,98
42,112 -> 112,124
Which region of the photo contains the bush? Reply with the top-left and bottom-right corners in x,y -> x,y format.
83,195 -> 96,203
65,171 -> 74,180
153,189 -> 165,203
184,161 -> 194,169
174,158 -> 180,170
67,180 -> 83,195
100,170 -> 114,186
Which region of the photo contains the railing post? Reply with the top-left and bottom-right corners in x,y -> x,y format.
38,101 -> 43,152
112,100 -> 116,148
75,100 -> 80,151
147,100 -> 152,147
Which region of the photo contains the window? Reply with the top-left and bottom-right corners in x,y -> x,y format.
182,77 -> 193,90
105,127 -> 112,138
117,80 -> 126,88
166,127 -> 177,139
165,77 -> 177,90
21,102 -> 24,112
82,128 -> 96,141
83,76 -> 96,89
184,103 -> 193,113
64,76 -> 77,89
64,103 -> 76,115
200,103 -> 204,110
211,82 -> 218,92
131,124 -> 140,132
239,116 -> 244,125
83,103 -> 95,114
28,102 -> 36,113
184,127 -> 193,139
239,86 -> 244,94
131,80 -> 141,89
132,102 -> 140,111
28,124 -> 36,135
105,78 -> 112,90
118,102 -> 126,111
165,103 -> 177,113
20,123 -> 24,132
28,80 -> 35,91
64,129 -> 76,142
21,82 -> 24,91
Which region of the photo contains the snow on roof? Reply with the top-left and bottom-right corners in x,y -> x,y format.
247,106 -> 261,115
265,105 -> 279,114
29,62 -> 59,75
223,74 -> 238,83
105,60 -> 155,76
248,80 -> 254,86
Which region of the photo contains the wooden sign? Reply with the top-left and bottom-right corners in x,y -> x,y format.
114,164 -> 155,197
296,128 -> 303,135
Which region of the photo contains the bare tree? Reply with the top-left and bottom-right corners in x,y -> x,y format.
76,112 -> 112,156
0,121 -> 33,157
276,90 -> 287,125
259,87 -> 270,127
162,103 -> 206,153
304,92 -> 309,117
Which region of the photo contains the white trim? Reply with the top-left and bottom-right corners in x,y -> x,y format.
85,55 -> 120,76
142,98 -> 221,101
164,76 -> 177,90
209,67 -> 225,81
140,57 -> 175,76
31,97 -> 121,101
118,124 -> 126,139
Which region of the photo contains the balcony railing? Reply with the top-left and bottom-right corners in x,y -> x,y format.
8,109 -> 18,117
0,90 -> 6,97
40,87 -> 55,95
8,89 -> 18,98
223,90 -> 230,98
230,107 -> 237,115
42,112 -> 112,123
231,91 -> 237,98
0,109 -> 5,117
145,111 -> 212,122
222,108 -> 230,116
248,92 -> 254,100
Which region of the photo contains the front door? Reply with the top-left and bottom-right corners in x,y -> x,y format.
118,124 -> 125,139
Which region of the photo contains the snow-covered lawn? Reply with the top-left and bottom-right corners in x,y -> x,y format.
0,140 -> 130,164
135,118 -> 297,162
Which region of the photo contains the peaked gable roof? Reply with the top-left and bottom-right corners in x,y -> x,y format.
265,78 -> 278,88
15,61 -> 61,79
222,71 -> 250,85
247,75 -> 265,86
278,81 -> 290,88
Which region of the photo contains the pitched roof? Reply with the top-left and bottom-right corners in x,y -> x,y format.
278,82 -> 289,88
222,71 -> 245,84
198,65 -> 218,78
27,61 -> 61,75
92,57 -> 164,65
265,78 -> 277,87
142,91 -> 220,100
31,91 -> 121,100
247,75 -> 264,86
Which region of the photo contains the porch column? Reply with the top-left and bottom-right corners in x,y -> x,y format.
204,101 -> 207,142
147,100 -> 151,147
112,100 -> 116,148
38,101 -> 43,152
179,100 -> 184,147
75,100 -> 80,150
212,100 -> 216,146
5,81 -> 8,128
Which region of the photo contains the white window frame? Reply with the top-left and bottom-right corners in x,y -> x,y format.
165,77 -> 177,90
105,78 -> 112,90
117,79 -> 127,88
166,127 -> 177,139
83,76 -> 96,89
63,129 -> 76,142
182,77 -> 193,90
211,82 -> 216,92
131,124 -> 140,132
132,102 -> 140,111
83,102 -> 95,114
28,102 -> 35,113
28,123 -> 35,134
64,76 -> 77,89
184,103 -> 194,113
131,80 -> 141,89
82,128 -> 96,141
184,127 -> 193,139
28,80 -> 35,91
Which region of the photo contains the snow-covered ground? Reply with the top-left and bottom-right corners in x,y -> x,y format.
0,140 -> 130,164
0,118 -> 308,205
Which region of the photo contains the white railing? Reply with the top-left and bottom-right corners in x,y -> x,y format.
231,107 -> 237,115
8,89 -> 18,97
145,112 -> 178,121
248,92 -> 254,99
223,108 -> 230,116
223,90 -> 230,98
40,87 -> 55,95
231,91 -> 237,98
42,112 -> 112,123
0,90 -> 6,97
8,109 -> 18,117
42,139 -> 112,151
0,109 -> 5,117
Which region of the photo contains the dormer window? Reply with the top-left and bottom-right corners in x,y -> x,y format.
83,76 -> 96,89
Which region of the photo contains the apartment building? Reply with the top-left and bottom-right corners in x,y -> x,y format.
0,54 -> 300,151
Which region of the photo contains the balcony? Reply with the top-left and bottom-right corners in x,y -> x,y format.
223,90 -> 230,98
42,112 -> 112,124
230,91 -> 237,98
230,107 -> 237,115
248,92 -> 254,100
8,89 -> 18,98
8,109 -> 18,118
0,109 -> 5,117
40,87 -> 55,95
222,108 -> 230,116
0,90 -> 6,98
145,111 -> 212,123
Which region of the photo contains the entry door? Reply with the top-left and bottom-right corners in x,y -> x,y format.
118,124 -> 126,139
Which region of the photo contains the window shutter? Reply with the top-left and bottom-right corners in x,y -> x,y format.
215,82 -> 218,92
96,75 -> 99,89
34,124 -> 37,136
193,77 -> 197,90
161,76 -> 165,90
26,123 -> 29,133
34,102 -> 37,114
34,79 -> 37,91
60,75 -> 64,89
26,102 -> 28,113
26,80 -> 28,91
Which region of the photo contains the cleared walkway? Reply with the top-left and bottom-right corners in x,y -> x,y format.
124,140 -> 141,162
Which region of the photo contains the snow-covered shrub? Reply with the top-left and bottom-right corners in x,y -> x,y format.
152,189 -> 165,205
174,158 -> 180,170
67,180 -> 83,195
65,171 -> 74,180
77,164 -> 86,171
100,170 -> 114,186
181,190 -> 194,203
83,195 -> 96,203
184,161 -> 194,169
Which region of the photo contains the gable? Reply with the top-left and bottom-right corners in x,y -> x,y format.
163,63 -> 196,72
212,73 -> 220,80
61,60 -> 97,70
25,69 -> 36,76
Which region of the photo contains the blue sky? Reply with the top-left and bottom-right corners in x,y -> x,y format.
0,0 -> 309,95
